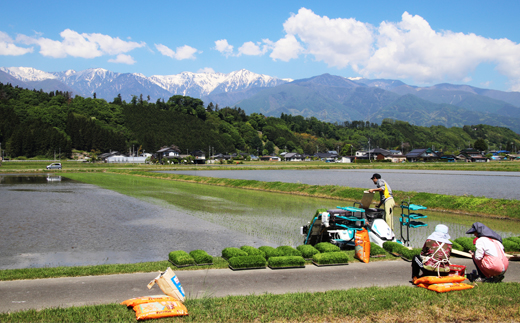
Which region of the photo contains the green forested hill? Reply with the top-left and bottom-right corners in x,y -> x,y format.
0,83 -> 519,159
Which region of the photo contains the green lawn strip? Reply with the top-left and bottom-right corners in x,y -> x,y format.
0,259 -> 230,281
2,284 -> 519,322
109,170 -> 520,219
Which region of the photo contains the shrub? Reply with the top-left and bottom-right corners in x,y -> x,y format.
314,242 -> 340,253
454,237 -> 477,252
503,238 -> 520,252
313,252 -> 350,265
268,256 -> 305,268
276,246 -> 302,257
369,243 -> 386,256
222,247 -> 248,260
450,240 -> 464,251
297,245 -> 320,259
189,250 -> 213,265
169,250 -> 196,266
240,246 -> 266,258
228,255 -> 267,269
259,246 -> 284,260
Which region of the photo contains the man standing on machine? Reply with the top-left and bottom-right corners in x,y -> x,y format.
368,173 -> 395,231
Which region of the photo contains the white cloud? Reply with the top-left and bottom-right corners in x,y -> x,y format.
197,67 -> 215,73
15,29 -> 145,59
238,41 -> 268,56
360,12 -> 520,83
108,54 -> 136,64
0,31 -> 33,56
155,43 -> 198,60
214,39 -> 234,57
269,34 -> 302,62
276,8 -> 373,67
174,45 -> 198,60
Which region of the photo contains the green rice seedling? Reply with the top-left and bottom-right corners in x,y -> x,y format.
400,248 -> 422,260
259,246 -> 284,260
502,238 -> 520,252
369,243 -> 386,256
381,242 -> 421,260
382,241 -> 402,254
313,252 -> 350,265
276,246 -> 302,257
268,256 -> 305,268
240,246 -> 266,258
168,250 -> 196,266
454,237 -> 477,252
222,247 -> 248,260
450,240 -> 464,251
297,245 -> 320,259
314,242 -> 340,253
228,255 -> 267,269
189,250 -> 213,265
509,236 -> 520,245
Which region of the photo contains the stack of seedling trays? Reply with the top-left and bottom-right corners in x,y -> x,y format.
224,246 -> 267,271
312,242 -> 350,267
168,250 -> 213,267
266,246 -> 305,269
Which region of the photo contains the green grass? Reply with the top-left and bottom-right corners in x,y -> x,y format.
4,283 -> 518,322
0,259 -> 230,281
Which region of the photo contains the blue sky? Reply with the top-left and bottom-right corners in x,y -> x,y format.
1,0 -> 520,91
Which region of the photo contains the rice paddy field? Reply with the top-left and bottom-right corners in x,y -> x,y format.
62,172 -> 520,248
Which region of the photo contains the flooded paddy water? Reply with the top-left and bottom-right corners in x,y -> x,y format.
1,172 -> 519,270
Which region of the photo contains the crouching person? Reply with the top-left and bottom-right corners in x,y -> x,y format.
412,224 -> 452,279
466,222 -> 509,283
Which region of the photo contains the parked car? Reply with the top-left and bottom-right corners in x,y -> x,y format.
46,163 -> 62,169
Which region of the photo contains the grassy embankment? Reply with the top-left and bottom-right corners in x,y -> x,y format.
1,283 -> 519,322
114,169 -> 520,220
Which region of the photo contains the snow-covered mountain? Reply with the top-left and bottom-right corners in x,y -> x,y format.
0,67 -> 289,103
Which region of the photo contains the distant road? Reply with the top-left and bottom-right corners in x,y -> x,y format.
160,169 -> 520,200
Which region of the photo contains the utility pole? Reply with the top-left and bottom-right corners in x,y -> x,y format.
368,138 -> 371,162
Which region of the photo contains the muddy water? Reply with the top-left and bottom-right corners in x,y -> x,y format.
0,174 -> 275,270
1,174 -> 519,270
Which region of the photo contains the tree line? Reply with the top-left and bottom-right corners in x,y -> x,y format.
0,82 -> 519,159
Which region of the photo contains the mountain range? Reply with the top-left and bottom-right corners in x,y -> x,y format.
2,66 -> 520,133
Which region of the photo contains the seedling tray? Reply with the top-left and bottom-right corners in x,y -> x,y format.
196,263 -> 213,266
370,255 -> 386,258
268,265 -> 305,269
229,265 -> 266,271
312,261 -> 349,267
169,259 -> 195,268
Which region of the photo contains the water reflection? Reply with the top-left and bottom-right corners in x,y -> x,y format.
2,173 -> 519,269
